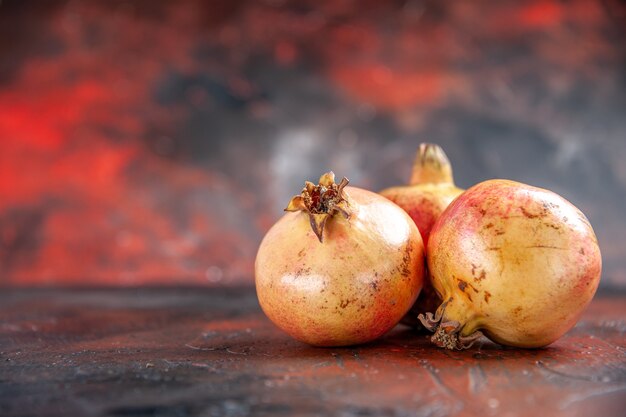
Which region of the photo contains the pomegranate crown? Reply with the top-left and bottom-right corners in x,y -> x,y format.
285,171 -> 351,243
410,143 -> 454,185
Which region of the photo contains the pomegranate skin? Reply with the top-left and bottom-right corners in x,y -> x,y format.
255,186 -> 424,347
380,144 -> 463,326
427,179 -> 602,348
380,183 -> 462,247
380,144 -> 463,246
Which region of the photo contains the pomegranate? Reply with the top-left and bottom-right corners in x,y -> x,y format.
420,179 -> 602,349
380,143 -> 464,326
255,172 -> 425,346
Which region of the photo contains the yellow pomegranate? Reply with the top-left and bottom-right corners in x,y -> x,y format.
380,143 -> 464,326
255,172 -> 425,346
421,179 -> 602,349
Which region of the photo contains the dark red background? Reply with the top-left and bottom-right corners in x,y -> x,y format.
1,0 -> 625,287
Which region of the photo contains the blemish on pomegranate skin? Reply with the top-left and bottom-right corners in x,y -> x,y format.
399,245 -> 413,277
580,248 -> 585,255
520,206 -> 540,219
458,280 -> 467,292
475,270 -> 486,282
470,264 -> 486,282
294,266 -> 312,276
339,298 -> 355,309
484,223 -> 494,229
484,291 -> 491,303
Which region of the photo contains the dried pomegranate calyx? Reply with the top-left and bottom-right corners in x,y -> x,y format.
418,300 -> 484,350
285,171 -> 351,242
410,143 -> 455,186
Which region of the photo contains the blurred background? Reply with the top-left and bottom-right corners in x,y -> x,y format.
0,0 -> 624,288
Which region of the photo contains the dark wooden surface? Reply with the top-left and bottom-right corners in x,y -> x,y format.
0,288 -> 625,417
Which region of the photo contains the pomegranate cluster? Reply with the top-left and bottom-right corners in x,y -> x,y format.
255,144 -> 601,349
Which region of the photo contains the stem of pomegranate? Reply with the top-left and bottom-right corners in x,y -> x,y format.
409,143 -> 455,186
